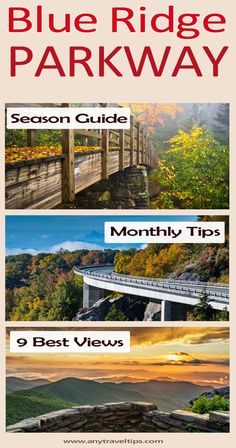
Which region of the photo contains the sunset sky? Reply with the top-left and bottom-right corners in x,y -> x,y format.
6,327 -> 229,388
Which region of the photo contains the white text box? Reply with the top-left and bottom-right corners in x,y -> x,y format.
104,221 -> 225,243
10,331 -> 130,353
7,107 -> 130,129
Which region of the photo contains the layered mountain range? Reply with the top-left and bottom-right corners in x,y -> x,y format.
6,376 -> 214,426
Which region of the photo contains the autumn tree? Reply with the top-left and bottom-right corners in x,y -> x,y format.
38,254 -> 67,273
114,249 -> 137,274
114,240 -> 228,284
149,126 -> 229,209
121,103 -> 182,133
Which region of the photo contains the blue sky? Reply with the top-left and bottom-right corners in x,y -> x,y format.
6,215 -> 197,255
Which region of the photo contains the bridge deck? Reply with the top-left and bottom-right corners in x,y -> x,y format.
5,147 -> 140,209
5,109 -> 156,209
75,265 -> 229,311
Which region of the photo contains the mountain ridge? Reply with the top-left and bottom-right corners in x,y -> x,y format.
6,376 -> 216,426
30,377 -> 214,412
6,376 -> 52,391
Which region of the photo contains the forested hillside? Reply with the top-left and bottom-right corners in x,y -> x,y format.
6,249 -> 117,321
114,243 -> 229,283
6,389 -> 76,426
114,217 -> 229,283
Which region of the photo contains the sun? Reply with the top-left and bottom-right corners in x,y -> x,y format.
166,353 -> 180,362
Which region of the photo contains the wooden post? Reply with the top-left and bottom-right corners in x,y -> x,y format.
136,122 -> 140,165
119,129 -> 125,171
153,144 -> 156,168
130,115 -> 134,165
141,127 -> 145,164
102,129 -> 109,179
62,129 -> 75,203
27,130 -> 36,147
146,138 -> 150,165
143,126 -> 147,165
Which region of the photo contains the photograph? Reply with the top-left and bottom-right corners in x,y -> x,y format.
1,0 -> 234,446
5,103 -> 229,210
6,326 -> 229,433
6,215 -> 229,322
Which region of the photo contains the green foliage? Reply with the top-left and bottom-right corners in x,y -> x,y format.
6,253 -> 32,289
187,290 -> 214,321
187,291 -> 229,322
5,129 -> 27,148
104,304 -> 127,321
149,126 -> 229,209
190,395 -> 229,415
5,129 -> 62,148
185,424 -> 201,432
6,390 -> 75,425
46,278 -> 83,321
213,308 -> 229,321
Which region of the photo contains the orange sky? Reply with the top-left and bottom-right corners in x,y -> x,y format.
6,327 -> 229,387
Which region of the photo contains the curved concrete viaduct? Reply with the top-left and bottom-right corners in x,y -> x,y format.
74,265 -> 229,321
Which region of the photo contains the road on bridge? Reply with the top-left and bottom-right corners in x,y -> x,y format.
75,265 -> 229,311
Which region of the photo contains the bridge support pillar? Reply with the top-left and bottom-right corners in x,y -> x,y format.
73,166 -> 149,209
161,300 -> 172,321
83,282 -> 105,308
83,283 -> 90,308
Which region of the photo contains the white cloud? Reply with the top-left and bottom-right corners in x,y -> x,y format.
140,243 -> 148,249
6,248 -> 40,256
6,241 -> 103,256
49,241 -> 103,252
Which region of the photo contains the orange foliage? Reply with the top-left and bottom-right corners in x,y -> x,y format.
121,103 -> 182,132
5,145 -> 101,164
115,244 -> 190,278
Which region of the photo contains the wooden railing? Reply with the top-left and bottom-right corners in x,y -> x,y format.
5,103 -> 157,207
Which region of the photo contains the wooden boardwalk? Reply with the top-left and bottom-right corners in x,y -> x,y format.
5,104 -> 157,209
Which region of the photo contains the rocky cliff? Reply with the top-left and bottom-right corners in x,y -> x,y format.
73,293 -> 191,322
74,294 -> 149,321
190,387 -> 229,405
